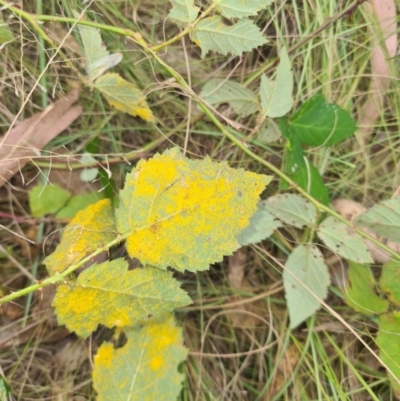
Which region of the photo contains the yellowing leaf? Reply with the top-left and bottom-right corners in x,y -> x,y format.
95,73 -> 154,122
44,199 -> 117,275
53,259 -> 190,338
116,147 -> 270,272
93,315 -> 187,401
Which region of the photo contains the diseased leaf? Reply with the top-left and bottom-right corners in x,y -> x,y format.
53,259 -> 191,338
168,0 -> 199,26
93,315 -> 187,401
376,313 -> 400,393
354,198 -> 400,242
217,0 -> 274,19
95,73 -> 154,122
44,199 -> 117,275
317,216 -> 373,264
284,245 -> 330,329
73,11 -> 122,81
280,124 -> 330,206
192,17 -> 267,58
260,46 -> 293,118
56,191 -> 104,219
344,261 -> 388,314
237,201 -> 281,246
286,94 -> 356,146
380,260 -> 400,306
263,194 -> 317,228
200,79 -> 259,117
115,147 -> 270,272
29,184 -> 71,217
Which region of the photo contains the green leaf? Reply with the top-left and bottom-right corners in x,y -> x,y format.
317,216 -> 373,264
0,19 -> 14,45
115,147 -> 271,272
53,259 -> 191,338
257,118 -> 282,143
73,11 -> 122,81
44,199 -> 117,275
200,79 -> 259,117
284,245 -> 330,329
263,194 -> 317,228
79,152 -> 99,182
376,313 -> 400,393
280,129 -> 330,206
286,94 -> 356,146
56,191 -> 104,219
93,315 -> 187,401
237,201 -> 282,246
354,198 -> 400,242
344,261 -> 388,314
192,17 -> 267,58
217,0 -> 274,19
29,184 -> 71,217
0,374 -> 11,401
94,73 -> 154,122
380,260 -> 400,306
168,0 -> 199,26
260,46 -> 293,118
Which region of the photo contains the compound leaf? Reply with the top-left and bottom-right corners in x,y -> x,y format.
200,79 -> 259,117
217,0 -> 274,19
168,0 -> 199,26
44,199 -> 117,275
192,17 -> 267,58
53,259 -> 191,338
354,198 -> 400,242
380,260 -> 400,306
284,245 -> 330,329
115,147 -> 270,272
237,201 -> 281,246
95,73 -> 154,122
29,184 -> 71,217
317,216 -> 373,264
260,46 -> 293,118
263,194 -> 317,228
93,315 -> 187,401
287,94 -> 356,146
73,11 -> 122,81
344,261 -> 388,314
376,313 -> 400,393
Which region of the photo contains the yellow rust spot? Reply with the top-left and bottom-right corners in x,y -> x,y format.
44,199 -> 116,275
94,343 -> 114,368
